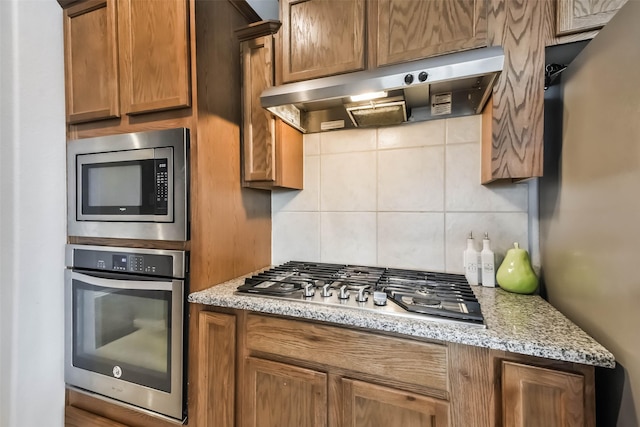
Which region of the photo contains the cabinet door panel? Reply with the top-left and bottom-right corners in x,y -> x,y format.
65,405 -> 129,427
63,0 -> 120,124
342,379 -> 449,427
502,361 -> 585,427
119,0 -> 191,115
374,0 -> 487,67
281,0 -> 365,82
556,0 -> 627,35
197,312 -> 236,427
245,357 -> 327,427
242,35 -> 277,182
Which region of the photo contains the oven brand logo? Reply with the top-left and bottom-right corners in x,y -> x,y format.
113,365 -> 123,378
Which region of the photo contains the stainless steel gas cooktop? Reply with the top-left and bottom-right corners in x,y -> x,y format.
236,261 -> 485,328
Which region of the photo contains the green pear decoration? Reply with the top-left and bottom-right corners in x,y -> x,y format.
496,242 -> 538,294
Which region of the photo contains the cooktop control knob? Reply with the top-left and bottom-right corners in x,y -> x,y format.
355,288 -> 368,303
404,73 -> 414,85
418,71 -> 428,82
321,283 -> 333,297
338,285 -> 349,300
373,291 -> 387,306
303,283 -> 315,298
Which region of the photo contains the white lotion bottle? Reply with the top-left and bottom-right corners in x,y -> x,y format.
481,233 -> 496,287
463,232 -> 480,286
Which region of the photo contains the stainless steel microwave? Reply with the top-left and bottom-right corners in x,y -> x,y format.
67,128 -> 189,241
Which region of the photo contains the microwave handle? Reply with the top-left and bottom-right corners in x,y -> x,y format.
70,270 -> 175,292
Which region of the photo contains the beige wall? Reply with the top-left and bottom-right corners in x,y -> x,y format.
272,115 -> 534,273
540,1 -> 640,424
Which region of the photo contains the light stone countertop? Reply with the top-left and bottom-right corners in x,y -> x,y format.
188,268 -> 615,368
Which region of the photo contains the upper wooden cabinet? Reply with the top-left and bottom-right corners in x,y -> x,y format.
238,21 -> 303,190
280,0 -> 366,83
63,0 -> 120,124
502,361 -> 588,427
118,0 -> 191,115
371,0 -> 488,67
556,0 -> 627,36
61,0 -> 191,125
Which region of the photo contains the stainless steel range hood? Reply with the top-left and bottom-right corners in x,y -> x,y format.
261,46 -> 504,133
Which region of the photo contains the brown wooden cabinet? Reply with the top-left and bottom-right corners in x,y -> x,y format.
61,0 -> 191,125
63,0 -> 120,124
65,406 -> 129,427
370,0 -> 488,67
244,357 -> 328,427
280,0 -> 366,83
118,0 -> 191,115
342,379 -> 450,427
197,311 -> 236,427
556,0 -> 627,36
238,21 -> 303,190
502,361 -> 588,427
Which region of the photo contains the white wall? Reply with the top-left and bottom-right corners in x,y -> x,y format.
0,1 -> 66,426
272,116 -> 536,273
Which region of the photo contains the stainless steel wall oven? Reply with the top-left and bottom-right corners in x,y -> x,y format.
67,128 -> 189,241
64,244 -> 187,422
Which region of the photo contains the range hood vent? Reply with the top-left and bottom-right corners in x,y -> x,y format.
261,46 -> 504,133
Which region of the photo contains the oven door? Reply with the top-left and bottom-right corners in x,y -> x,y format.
64,270 -> 185,421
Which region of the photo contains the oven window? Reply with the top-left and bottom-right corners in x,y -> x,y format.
72,280 -> 172,392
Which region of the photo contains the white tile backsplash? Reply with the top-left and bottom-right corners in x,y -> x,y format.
320,151 -> 377,211
320,212 -> 377,265
377,146 -> 444,211
377,120 -> 445,149
320,128 -> 376,154
445,142 -> 529,212
446,115 -> 482,144
272,117 -> 535,273
272,211 -> 320,265
272,155 -> 320,212
378,212 -> 445,271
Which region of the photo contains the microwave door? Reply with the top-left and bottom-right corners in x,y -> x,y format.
76,147 -> 174,223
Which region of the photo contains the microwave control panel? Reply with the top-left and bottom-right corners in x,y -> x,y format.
154,159 -> 169,215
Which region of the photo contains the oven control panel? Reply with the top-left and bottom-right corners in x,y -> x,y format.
73,248 -> 176,277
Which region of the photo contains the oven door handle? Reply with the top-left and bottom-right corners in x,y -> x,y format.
70,271 -> 175,291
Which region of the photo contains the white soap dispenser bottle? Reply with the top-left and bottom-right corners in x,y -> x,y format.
481,233 -> 496,287
463,232 -> 479,286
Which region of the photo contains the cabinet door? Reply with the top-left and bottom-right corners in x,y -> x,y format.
502,361 -> 585,427
63,0 -> 120,124
482,0 -> 545,182
556,0 -> 627,35
280,0 -> 365,83
372,0 -> 487,67
244,357 -> 327,427
118,0 -> 191,115
342,379 -> 449,427
242,35 -> 277,182
197,312 -> 236,427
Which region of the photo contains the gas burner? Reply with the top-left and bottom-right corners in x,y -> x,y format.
236,262 -> 485,327
412,297 -> 441,308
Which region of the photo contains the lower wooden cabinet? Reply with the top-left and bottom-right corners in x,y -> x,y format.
502,361 -> 586,427
244,357 -> 327,427
342,378 -> 449,427
195,311 -> 596,427
65,406 -> 129,427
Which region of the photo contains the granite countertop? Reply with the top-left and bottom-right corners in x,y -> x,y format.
188,268 -> 615,368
